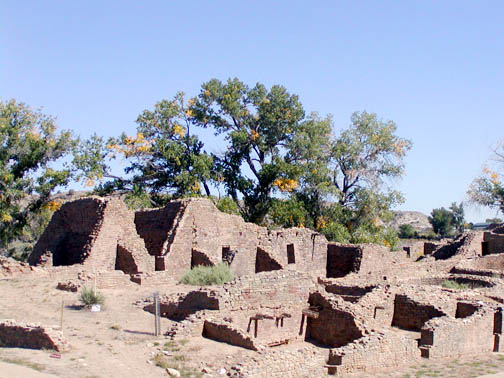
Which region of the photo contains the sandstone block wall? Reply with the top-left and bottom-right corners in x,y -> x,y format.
139,198 -> 328,280
328,331 -> 421,376
0,320 -> 68,352
391,294 -> 446,331
29,197 -> 153,274
420,307 -> 495,359
484,232 -> 504,255
306,292 -> 366,348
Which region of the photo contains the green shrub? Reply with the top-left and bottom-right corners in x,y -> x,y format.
79,287 -> 105,307
268,198 -> 309,228
179,263 -> 233,286
398,224 -> 417,239
441,280 -> 470,290
319,221 -> 351,243
216,197 -> 241,215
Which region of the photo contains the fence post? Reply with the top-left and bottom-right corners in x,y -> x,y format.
154,292 -> 161,336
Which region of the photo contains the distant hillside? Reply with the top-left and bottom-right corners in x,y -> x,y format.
388,211 -> 432,233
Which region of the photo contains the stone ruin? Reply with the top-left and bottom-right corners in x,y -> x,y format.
2,195 -> 503,375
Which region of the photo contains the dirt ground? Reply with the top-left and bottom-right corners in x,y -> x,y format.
2,272 -> 504,378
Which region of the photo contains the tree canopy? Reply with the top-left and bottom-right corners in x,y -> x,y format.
468,144 -> 504,215
3,78 -> 413,255
428,203 -> 464,237
189,78 -> 308,223
0,100 -> 74,250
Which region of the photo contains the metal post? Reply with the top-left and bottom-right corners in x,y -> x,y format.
60,299 -> 64,334
154,292 -> 161,336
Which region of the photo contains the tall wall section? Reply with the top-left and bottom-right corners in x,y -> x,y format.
147,198 -> 328,279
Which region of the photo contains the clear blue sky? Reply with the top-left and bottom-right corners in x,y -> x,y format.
2,1 -> 503,222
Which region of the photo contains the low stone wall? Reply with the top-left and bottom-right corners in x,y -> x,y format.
328,331 -> 421,376
202,319 -> 259,351
484,232 -> 504,255
420,307 -> 495,359
229,345 -> 328,378
392,294 -> 446,331
0,320 -> 68,352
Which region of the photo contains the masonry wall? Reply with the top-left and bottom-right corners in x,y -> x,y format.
328,331 -> 421,376
134,202 -> 183,257
306,292 -> 365,347
420,307 -> 495,359
452,254 -> 504,278
392,294 -> 446,331
326,244 -> 362,278
29,197 -> 153,273
221,271 -> 318,345
229,345 -> 328,378
433,232 -> 483,260
484,232 -> 504,255
0,320 -> 68,352
29,198 -> 105,266
152,198 -> 327,279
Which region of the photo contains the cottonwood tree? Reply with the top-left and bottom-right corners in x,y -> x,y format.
189,78 -> 306,223
294,111 -> 411,246
468,143 -> 504,215
74,93 -> 213,206
0,100 -> 74,250
429,207 -> 455,236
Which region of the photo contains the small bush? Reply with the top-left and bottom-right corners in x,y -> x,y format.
441,280 -> 470,290
79,287 -> 105,307
216,197 -> 241,216
398,224 -> 417,239
179,263 -> 233,286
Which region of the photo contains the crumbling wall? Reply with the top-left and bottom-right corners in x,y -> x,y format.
202,319 -> 259,350
306,292 -> 365,347
420,306 -> 495,359
327,331 -> 421,376
29,197 -> 153,273
255,247 -> 282,273
391,294 -> 446,331
432,232 -> 483,260
144,290 -> 220,320
29,198 -> 105,266
153,198 -> 327,279
326,244 -> 362,278
134,202 -> 184,257
424,241 -> 444,256
484,232 -> 504,255
229,345 -> 328,378
357,244 -> 399,275
0,320 -> 68,352
190,249 -> 215,268
452,254 -> 504,278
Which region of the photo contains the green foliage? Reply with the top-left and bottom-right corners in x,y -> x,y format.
72,80 -> 411,251
294,111 -> 411,249
179,263 -> 233,286
74,93 -> 214,199
441,280 -> 470,290
468,144 -> 504,215
190,78 -> 306,223
399,224 -> 417,239
268,198 -> 309,228
215,196 -> 240,215
0,100 -> 74,249
429,207 -> 458,236
123,185 -> 153,210
319,221 -> 351,243
79,287 -> 105,307
449,202 -> 465,232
